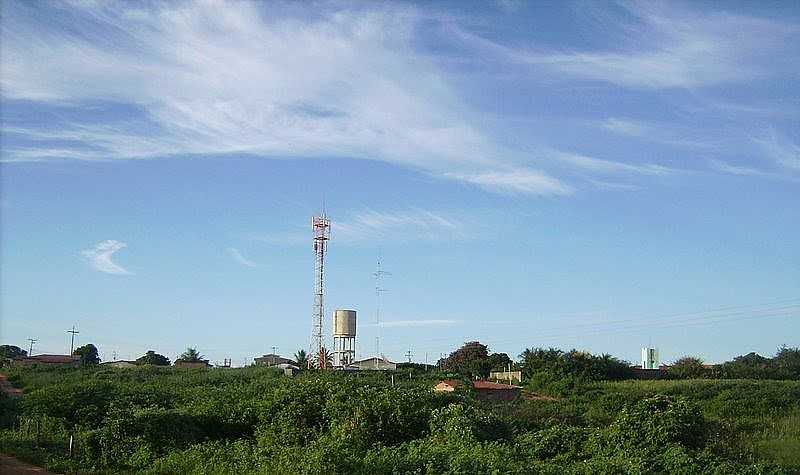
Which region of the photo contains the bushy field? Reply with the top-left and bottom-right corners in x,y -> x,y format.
1,366 -> 799,474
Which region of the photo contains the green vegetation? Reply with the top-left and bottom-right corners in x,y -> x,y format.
668,346 -> 800,381
0,345 -> 27,360
1,359 -> 799,474
294,349 -> 309,369
135,351 -> 171,367
439,341 -> 514,378
175,347 -> 205,363
72,344 -> 100,366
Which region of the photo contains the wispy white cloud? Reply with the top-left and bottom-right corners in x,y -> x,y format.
709,160 -> 767,177
587,179 -> 642,192
375,319 -> 458,328
0,1 -> 573,194
81,240 -> 133,275
453,2 -> 799,89
444,168 -> 573,196
600,118 -> 649,137
227,248 -> 258,268
554,152 -> 674,175
252,208 -> 470,244
334,209 -> 468,243
755,132 -> 800,172
595,118 -> 715,149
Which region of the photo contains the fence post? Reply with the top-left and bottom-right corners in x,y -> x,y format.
69,433 -> 74,458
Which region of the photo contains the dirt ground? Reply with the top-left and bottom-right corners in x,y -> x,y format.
0,454 -> 59,475
0,373 -> 23,397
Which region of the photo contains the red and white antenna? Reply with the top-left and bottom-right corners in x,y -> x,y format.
311,213 -> 331,368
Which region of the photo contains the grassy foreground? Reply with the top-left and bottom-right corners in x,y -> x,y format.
1,365 -> 799,474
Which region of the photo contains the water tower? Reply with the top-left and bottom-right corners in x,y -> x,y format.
641,347 -> 659,369
333,309 -> 357,367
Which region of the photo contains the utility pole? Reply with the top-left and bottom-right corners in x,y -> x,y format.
405,348 -> 413,363
27,338 -> 37,356
271,346 -> 277,366
67,326 -> 79,355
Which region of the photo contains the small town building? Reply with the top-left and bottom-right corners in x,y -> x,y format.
346,356 -> 397,371
100,360 -> 138,369
254,354 -> 296,366
473,381 -> 522,402
489,370 -> 522,383
13,355 -> 80,367
434,380 -> 463,392
434,379 -> 522,402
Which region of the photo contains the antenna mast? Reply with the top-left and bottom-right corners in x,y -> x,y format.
374,255 -> 390,358
311,213 -> 331,368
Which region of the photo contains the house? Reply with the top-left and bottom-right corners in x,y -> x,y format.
100,360 -> 138,369
489,370 -> 522,383
473,381 -> 522,401
434,380 -> 463,392
13,355 -> 80,367
174,360 -> 211,369
346,356 -> 396,371
434,379 -> 522,402
631,367 -> 666,380
254,354 -> 296,366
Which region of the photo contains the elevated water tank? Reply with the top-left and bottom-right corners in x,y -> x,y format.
333,309 -> 357,337
641,347 -> 659,369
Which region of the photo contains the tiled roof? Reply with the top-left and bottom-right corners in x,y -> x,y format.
23,355 -> 79,364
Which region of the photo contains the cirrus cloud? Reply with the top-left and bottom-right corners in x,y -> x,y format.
81,240 -> 133,275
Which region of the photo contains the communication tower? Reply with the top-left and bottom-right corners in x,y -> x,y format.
311,214 -> 331,368
374,256 -> 390,358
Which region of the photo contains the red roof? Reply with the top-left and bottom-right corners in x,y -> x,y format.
23,355 -> 79,364
472,380 -> 520,390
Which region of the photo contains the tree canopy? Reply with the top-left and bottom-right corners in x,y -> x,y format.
294,349 -> 308,369
176,347 -> 204,363
73,343 -> 100,365
0,345 -> 27,360
440,341 -> 496,378
136,350 -> 170,366
519,347 -> 633,389
668,356 -> 707,379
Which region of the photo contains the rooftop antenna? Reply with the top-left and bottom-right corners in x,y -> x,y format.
311,208 -> 331,368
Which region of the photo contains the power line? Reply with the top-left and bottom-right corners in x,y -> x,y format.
379,298 -> 800,349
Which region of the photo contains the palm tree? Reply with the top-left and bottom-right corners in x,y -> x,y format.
177,347 -> 204,363
311,347 -> 333,369
294,349 -> 309,369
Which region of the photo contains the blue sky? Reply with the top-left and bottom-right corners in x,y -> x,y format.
1,0 -> 798,366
